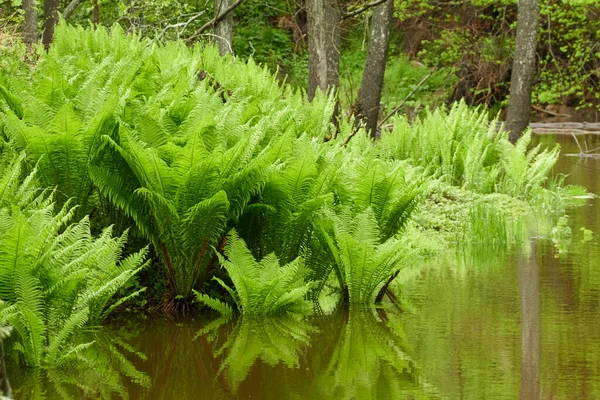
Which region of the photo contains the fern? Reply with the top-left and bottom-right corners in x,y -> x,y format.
314,209 -> 415,305
379,101 -> 560,199
0,155 -> 147,369
196,230 -> 314,315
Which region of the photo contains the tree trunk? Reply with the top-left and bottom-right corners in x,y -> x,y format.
214,0 -> 233,55
307,0 -> 341,100
92,0 -> 99,30
0,338 -> 11,398
356,0 -> 394,137
22,0 -> 38,46
42,0 -> 60,50
506,0 -> 539,143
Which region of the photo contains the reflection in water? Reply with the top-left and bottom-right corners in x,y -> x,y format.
520,240 -> 540,400
116,309 -> 435,399
321,308 -> 434,399
211,314 -> 313,393
9,330 -> 149,399
400,134 -> 600,399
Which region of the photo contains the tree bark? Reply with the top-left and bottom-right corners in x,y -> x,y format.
307,0 -> 341,100
0,338 -> 11,398
214,0 -> 233,55
42,0 -> 60,50
92,0 -> 99,30
63,0 -> 85,20
506,0 -> 539,144
22,0 -> 38,46
356,0 -> 394,137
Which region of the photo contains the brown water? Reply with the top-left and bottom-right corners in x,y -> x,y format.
8,134 -> 600,399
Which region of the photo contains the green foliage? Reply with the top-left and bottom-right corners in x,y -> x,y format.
580,226 -> 593,242
497,130 -> 560,197
0,24 -> 574,319
464,201 -> 510,247
0,22 -> 336,300
338,26 -> 454,114
0,154 -> 147,369
316,209 -> 416,305
196,230 -> 314,315
410,0 -> 600,109
380,101 -> 560,199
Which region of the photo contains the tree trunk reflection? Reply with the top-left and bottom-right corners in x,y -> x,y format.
520,240 -> 540,400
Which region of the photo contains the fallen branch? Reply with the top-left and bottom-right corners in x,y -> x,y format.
533,128 -> 597,135
529,122 -> 600,130
531,104 -> 570,118
186,0 -> 246,42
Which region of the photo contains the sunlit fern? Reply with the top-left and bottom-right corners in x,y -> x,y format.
195,230 -> 314,315
315,209 -> 416,305
0,155 -> 147,369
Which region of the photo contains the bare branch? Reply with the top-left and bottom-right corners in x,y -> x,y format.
157,11 -> 207,41
186,0 -> 246,43
342,0 -> 388,20
63,0 -> 85,20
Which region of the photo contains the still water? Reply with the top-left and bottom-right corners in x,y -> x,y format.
9,134 -> 600,399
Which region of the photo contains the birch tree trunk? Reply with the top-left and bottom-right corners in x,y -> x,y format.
506,0 -> 539,143
307,0 -> 341,100
214,0 -> 233,55
356,0 -> 394,137
42,0 -> 60,49
22,0 -> 38,46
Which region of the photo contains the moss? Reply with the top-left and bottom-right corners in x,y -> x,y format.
412,181 -> 530,247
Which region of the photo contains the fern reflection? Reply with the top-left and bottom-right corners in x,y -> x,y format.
192,309 -> 437,399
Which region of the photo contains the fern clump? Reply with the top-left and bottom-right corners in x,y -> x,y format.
0,155 -> 148,369
195,231 -> 313,315
315,209 -> 416,305
379,101 -> 562,200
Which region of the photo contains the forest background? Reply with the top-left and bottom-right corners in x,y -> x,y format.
1,0 -> 599,124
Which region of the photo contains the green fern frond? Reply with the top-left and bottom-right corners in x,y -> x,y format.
193,291 -> 233,317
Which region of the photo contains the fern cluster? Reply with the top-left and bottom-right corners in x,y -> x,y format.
379,101 -> 560,198
0,154 -> 147,372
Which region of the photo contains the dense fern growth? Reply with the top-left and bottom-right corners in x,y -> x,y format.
379,102 -> 560,198
314,210 -> 417,305
195,231 -> 313,315
0,155 -> 147,369
0,23 -> 573,317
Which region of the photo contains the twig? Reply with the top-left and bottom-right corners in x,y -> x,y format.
186,0 -> 247,42
378,67 -> 435,128
157,11 -> 206,40
342,0 -> 389,20
570,131 -> 584,155
340,120 -> 364,147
